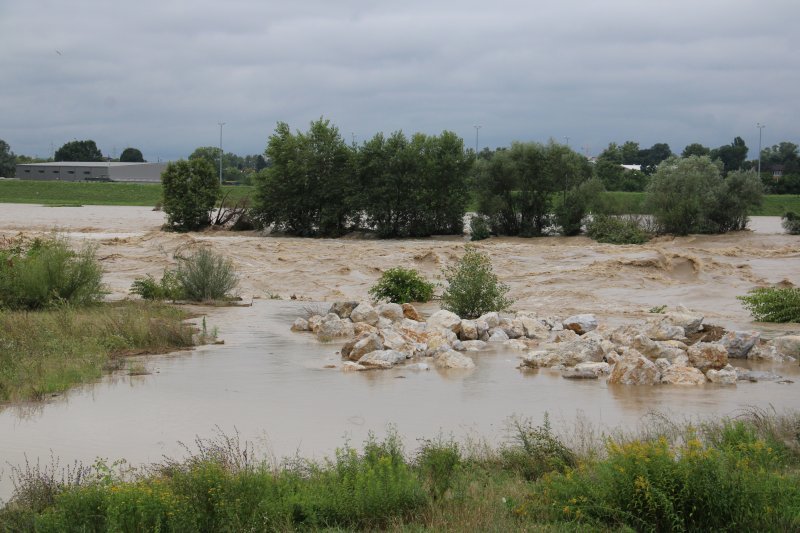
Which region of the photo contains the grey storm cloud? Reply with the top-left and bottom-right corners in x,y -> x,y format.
1,0 -> 798,161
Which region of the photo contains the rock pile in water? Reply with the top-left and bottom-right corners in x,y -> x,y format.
291,302 -> 799,385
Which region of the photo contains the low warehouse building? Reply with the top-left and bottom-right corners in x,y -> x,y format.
16,162 -> 167,183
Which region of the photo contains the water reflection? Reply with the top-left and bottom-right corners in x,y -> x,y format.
1,299 -> 799,503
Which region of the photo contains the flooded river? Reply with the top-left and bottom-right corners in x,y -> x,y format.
1,205 -> 798,502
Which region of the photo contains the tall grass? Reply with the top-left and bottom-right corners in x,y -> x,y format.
0,301 -> 194,403
3,412 -> 800,532
175,248 -> 239,302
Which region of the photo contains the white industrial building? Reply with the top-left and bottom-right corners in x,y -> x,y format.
15,162 -> 167,183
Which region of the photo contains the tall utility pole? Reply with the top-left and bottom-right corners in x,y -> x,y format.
564,136 -> 570,148
473,125 -> 481,155
217,122 -> 226,185
757,123 -> 765,176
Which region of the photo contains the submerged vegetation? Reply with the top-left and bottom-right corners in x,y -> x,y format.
2,411 -> 799,531
440,246 -> 512,318
0,301 -> 194,403
368,267 -> 435,304
130,248 -> 239,302
738,287 -> 800,323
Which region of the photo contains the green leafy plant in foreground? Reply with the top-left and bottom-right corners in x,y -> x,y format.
738,287 -> 800,322
368,267 -> 434,303
440,246 -> 512,318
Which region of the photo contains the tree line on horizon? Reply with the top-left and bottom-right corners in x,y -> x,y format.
156,118 -> 765,239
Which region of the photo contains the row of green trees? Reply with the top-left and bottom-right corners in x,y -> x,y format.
159,119 -> 766,239
251,120 -> 472,237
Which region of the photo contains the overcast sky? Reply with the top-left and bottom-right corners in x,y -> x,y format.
2,0 -> 798,162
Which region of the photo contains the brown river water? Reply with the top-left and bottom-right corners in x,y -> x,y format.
1,205 -> 799,502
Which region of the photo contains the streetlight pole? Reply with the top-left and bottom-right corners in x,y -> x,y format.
473,125 -> 481,156
564,136 -> 570,148
757,123 -> 765,176
218,122 -> 226,185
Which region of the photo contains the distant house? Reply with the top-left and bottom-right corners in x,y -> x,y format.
15,162 -> 167,183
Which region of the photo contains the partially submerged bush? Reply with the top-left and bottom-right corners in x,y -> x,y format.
130,270 -> 182,301
175,248 -> 239,302
0,235 -> 105,310
782,211 -> 800,234
368,267 -> 434,304
738,287 -> 800,322
130,249 -> 239,302
440,246 -> 512,318
469,214 -> 491,241
586,214 -> 649,244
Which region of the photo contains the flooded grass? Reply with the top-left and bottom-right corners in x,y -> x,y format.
2,411 -> 799,531
0,301 -> 195,403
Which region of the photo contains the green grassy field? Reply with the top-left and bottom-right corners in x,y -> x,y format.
0,180 -> 254,207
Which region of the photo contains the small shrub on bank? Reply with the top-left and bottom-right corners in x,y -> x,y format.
368,267 -> 434,303
782,211 -> 800,234
586,214 -> 650,244
440,246 -> 512,318
0,235 -> 105,310
738,287 -> 800,322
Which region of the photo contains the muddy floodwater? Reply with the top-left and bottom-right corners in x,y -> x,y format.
1,205 -> 799,502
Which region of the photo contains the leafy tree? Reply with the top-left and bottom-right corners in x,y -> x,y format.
475,142 -> 554,236
356,131 -> 424,237
161,159 -> 221,231
638,143 -> 673,175
760,142 -> 800,175
368,267 -> 434,303
253,118 -> 354,237
644,156 -> 761,235
119,147 -> 145,162
54,140 -> 104,162
711,137 -> 748,174
620,141 -> 640,164
0,139 -> 16,178
422,130 -> 473,235
682,143 -> 711,158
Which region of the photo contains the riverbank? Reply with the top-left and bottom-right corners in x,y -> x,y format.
2,410 -> 798,531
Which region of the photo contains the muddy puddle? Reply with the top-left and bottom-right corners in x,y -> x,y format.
1,205 -> 799,502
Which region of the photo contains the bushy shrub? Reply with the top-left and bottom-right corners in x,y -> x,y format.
415,438 -> 462,500
368,267 -> 434,303
130,270 -> 182,301
586,214 -> 649,244
738,287 -> 800,322
782,211 -> 800,234
469,214 -> 491,241
161,159 -> 221,232
175,249 -> 239,302
0,236 -> 105,310
500,416 -> 576,481
525,434 -> 800,531
440,246 -> 512,318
